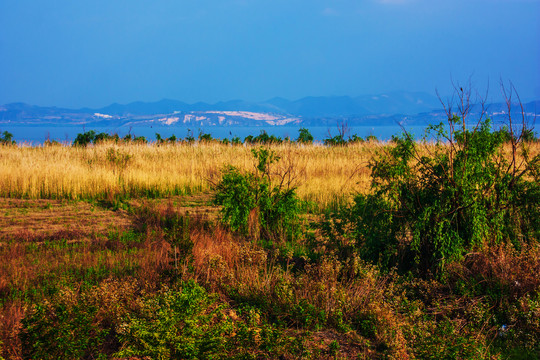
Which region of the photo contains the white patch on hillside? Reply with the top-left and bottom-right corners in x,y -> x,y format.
158,116 -> 180,125
93,113 -> 113,119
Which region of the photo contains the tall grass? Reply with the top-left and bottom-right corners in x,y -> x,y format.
0,141 -> 381,208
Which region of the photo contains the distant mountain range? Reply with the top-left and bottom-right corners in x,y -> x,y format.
0,92 -> 538,128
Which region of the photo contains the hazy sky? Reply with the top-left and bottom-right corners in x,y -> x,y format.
1,0 -> 539,108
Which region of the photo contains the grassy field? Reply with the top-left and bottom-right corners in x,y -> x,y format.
0,141 -> 379,208
1,139 -> 539,359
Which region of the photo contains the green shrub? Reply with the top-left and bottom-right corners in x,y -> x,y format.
231,136 -> 242,145
411,319 -> 490,359
213,147 -> 301,242
184,129 -> 195,143
115,281 -> 290,359
365,134 -> 378,142
297,128 -> 313,144
349,134 -> 364,143
324,134 -> 346,146
21,289 -> 111,359
198,132 -> 213,142
244,131 -> 282,145
94,132 -> 118,144
73,130 -> 96,147
349,114 -> 539,275
0,130 -> 15,145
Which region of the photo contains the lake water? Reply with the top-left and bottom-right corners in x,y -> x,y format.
1,124 -> 433,145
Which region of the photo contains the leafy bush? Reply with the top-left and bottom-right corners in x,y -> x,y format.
22,299 -> 108,359
198,132 -> 213,142
349,134 -> 364,143
365,134 -> 378,142
231,136 -> 242,145
94,132 -> 119,144
73,130 -> 97,146
324,134 -> 346,146
115,280 -> 290,359
20,279 -> 141,360
297,128 -> 313,144
349,113 -> 539,275
244,131 -> 282,145
0,131 -> 15,145
213,147 -> 301,242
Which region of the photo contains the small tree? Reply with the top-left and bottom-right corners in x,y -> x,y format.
297,128 -> 313,144
0,130 -> 15,145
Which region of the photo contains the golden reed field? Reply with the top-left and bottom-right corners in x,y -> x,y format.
2,140 -> 538,206
0,141 -> 386,207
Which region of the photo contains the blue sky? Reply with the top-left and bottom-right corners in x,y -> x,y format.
1,0 -> 539,108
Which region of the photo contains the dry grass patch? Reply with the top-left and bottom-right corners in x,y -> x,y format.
0,142 -> 381,208
0,199 -> 131,241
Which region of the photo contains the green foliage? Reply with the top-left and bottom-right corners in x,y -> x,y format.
0,130 -> 15,145
297,128 -> 314,144
324,134 -> 346,146
44,138 -> 61,146
244,131 -> 283,145
495,125 -> 539,143
184,129 -> 195,143
21,292 -> 110,359
198,132 -> 213,142
115,281 -> 289,359
214,147 -> 301,242
231,136 -> 242,145
349,116 -> 539,275
411,319 -> 489,359
365,134 -> 378,142
349,134 -> 364,143
133,135 -> 147,143
115,281 -> 226,359
73,130 -> 96,147
94,132 -> 118,144
73,130 -> 147,146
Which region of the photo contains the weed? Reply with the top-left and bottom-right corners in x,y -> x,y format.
214,147 -> 301,243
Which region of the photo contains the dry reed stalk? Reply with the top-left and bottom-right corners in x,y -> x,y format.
0,142 -> 391,207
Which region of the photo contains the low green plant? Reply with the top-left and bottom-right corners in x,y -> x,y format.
21,291 -> 110,359
213,147 -> 301,242
115,280 -> 292,359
